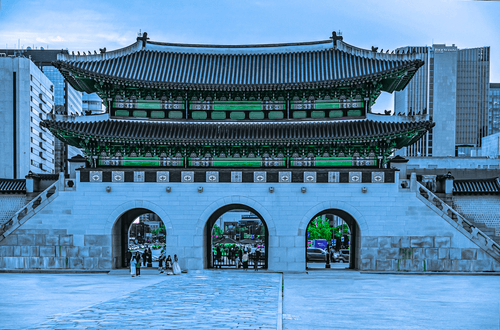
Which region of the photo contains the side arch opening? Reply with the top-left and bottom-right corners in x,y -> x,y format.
305,209 -> 361,270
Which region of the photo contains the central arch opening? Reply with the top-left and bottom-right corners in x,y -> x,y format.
305,209 -> 360,270
204,204 -> 268,270
111,208 -> 167,269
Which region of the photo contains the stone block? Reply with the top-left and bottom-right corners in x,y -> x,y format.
60,235 -> 73,246
390,237 -> 401,248
67,246 -> 79,257
43,257 -> 56,269
89,247 -> 102,257
461,249 -> 477,260
34,234 -> 46,246
29,257 -> 42,269
279,236 -> 295,248
98,258 -> 112,269
1,235 -> 18,246
399,247 -> 413,260
449,248 -> 461,260
410,260 -> 424,272
475,250 -> 491,261
412,248 -> 425,260
492,261 -> 500,272
294,236 -> 305,247
84,235 -> 110,247
378,237 -> 391,248
472,259 -> 492,272
0,246 -> 14,257
438,248 -> 450,259
425,248 -> 438,259
410,236 -> 433,248
0,257 -> 5,268
362,237 -> 378,248
456,260 -> 472,272
359,248 -> 377,259
360,258 -> 374,270
20,246 -> 30,257
427,259 -> 444,271
40,246 -> 55,257
102,247 -> 111,258
72,235 -> 84,247
286,247 -> 303,261
434,237 -> 451,248
13,246 -> 21,257
376,259 -> 394,271
400,237 -> 411,248
378,248 -> 399,259
78,247 -> 90,257
69,257 -> 84,269
84,257 -> 95,269
45,235 -> 59,246
17,234 -> 35,246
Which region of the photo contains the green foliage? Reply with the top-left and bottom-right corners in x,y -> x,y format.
333,224 -> 349,238
212,224 -> 223,236
152,224 -> 166,237
260,226 -> 266,237
307,216 -> 333,240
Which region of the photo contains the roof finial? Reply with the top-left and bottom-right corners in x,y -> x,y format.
137,31 -> 149,48
330,31 -> 343,49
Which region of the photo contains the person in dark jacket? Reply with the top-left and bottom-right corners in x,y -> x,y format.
254,249 -> 261,271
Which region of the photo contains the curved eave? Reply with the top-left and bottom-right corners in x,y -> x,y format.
55,59 -> 422,95
41,119 -> 434,150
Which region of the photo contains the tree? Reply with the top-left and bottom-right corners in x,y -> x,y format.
333,224 -> 349,238
212,224 -> 223,237
307,216 -> 333,240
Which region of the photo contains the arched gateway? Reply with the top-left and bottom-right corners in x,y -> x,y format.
14,31 -> 467,273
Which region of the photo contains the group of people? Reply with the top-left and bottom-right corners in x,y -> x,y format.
214,244 -> 262,271
128,247 -> 181,277
157,248 -> 181,275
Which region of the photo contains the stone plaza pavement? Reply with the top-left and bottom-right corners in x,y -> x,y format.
0,270 -> 499,329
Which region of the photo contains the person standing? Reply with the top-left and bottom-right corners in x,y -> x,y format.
135,252 -> 141,277
215,245 -> 222,268
254,248 -> 261,271
238,247 -> 243,269
173,254 -> 181,275
242,250 -> 249,270
130,253 -> 136,277
142,249 -> 148,267
158,251 -> 164,273
165,255 -> 173,275
147,247 -> 153,267
125,249 -> 132,268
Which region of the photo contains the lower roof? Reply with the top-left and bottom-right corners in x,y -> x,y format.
42,119 -> 434,149
453,178 -> 500,195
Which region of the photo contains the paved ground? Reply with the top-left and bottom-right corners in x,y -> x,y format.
1,270 -> 499,329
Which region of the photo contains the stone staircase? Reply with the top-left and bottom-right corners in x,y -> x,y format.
0,181 -> 60,243
464,219 -> 500,245
415,182 -> 500,264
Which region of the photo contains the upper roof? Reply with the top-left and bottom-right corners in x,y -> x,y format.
54,33 -> 423,94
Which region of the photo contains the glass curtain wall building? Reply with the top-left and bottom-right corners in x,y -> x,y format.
489,83 -> 500,136
394,44 -> 490,157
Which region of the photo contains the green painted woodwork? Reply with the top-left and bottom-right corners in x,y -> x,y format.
192,111 -> 208,119
133,110 -> 148,117
230,112 -> 246,120
115,110 -> 129,117
168,111 -> 183,119
151,111 -> 165,118
293,111 -> 307,119
311,111 -> 325,118
99,157 -> 184,167
268,112 -> 284,119
211,111 -> 226,120
329,110 -> 343,118
188,158 -> 286,167
249,112 -> 265,119
347,110 -> 362,117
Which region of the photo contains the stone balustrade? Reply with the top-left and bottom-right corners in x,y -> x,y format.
416,182 -> 500,262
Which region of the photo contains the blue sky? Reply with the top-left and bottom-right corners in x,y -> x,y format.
1,0 -> 499,112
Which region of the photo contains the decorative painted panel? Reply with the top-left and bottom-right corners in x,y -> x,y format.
371,172 -> 385,183
157,171 -> 169,183
112,171 -> 124,183
181,171 -> 194,183
90,171 -> 102,183
134,171 -> 145,183
304,172 -> 317,183
349,172 -> 362,183
231,172 -> 242,183
328,172 -> 340,183
206,171 -> 219,183
254,172 -> 267,183
279,172 -> 292,183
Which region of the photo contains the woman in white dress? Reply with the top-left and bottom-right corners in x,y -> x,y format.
173,254 -> 181,275
130,253 -> 136,277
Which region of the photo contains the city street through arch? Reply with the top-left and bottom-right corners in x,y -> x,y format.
305,209 -> 360,270
204,204 -> 269,270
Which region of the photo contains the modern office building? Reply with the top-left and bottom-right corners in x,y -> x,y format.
82,92 -> 105,114
394,44 -> 490,157
489,83 -> 500,136
0,49 -> 88,174
0,56 -> 55,179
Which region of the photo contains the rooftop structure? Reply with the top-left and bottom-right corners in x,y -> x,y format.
44,32 -> 432,168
